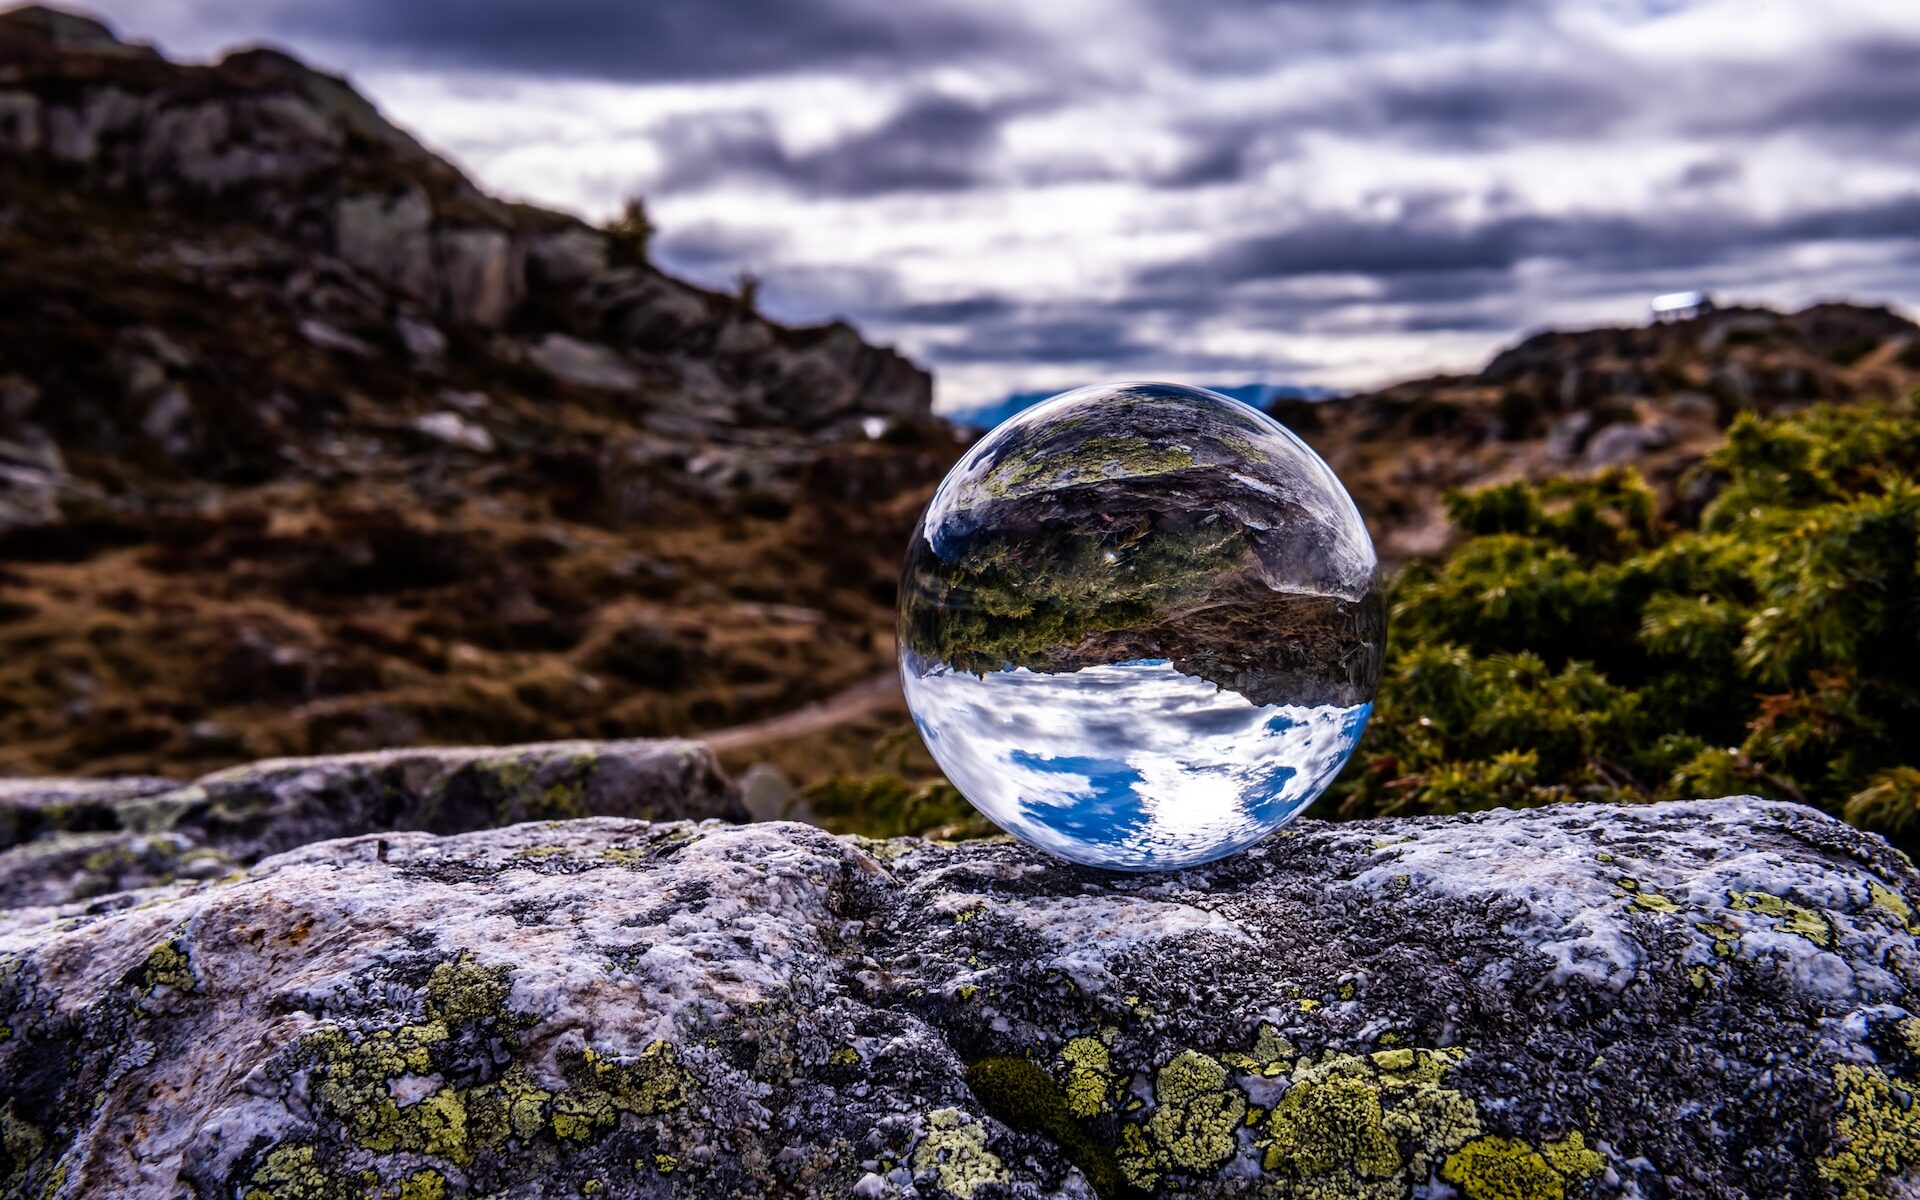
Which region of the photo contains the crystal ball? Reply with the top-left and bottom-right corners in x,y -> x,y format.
898,382 -> 1384,871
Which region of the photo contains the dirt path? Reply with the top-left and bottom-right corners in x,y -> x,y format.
698,671 -> 904,754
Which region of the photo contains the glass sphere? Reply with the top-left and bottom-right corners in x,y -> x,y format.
899,382 -> 1384,871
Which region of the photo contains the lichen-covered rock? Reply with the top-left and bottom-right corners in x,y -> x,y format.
1,796 -> 1916,1197
0,739 -> 742,908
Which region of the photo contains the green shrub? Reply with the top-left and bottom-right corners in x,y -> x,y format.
1334,396 -> 1920,841
1844,768 -> 1920,860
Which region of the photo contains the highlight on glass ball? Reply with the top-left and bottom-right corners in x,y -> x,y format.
898,381 -> 1385,871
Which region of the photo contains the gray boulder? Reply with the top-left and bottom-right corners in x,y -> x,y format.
0,739 -> 743,908
1,796 -> 1915,1198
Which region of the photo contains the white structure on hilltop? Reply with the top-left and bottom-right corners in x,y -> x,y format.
1652,290 -> 1715,322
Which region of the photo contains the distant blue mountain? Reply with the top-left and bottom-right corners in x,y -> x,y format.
946,383 -> 1341,431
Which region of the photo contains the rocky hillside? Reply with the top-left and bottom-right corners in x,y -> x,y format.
2,5 -> 1915,805
1,766 -> 1917,1198
1274,302 -> 1920,560
0,7 -> 962,782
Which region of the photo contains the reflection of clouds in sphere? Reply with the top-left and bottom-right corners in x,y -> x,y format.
898,381 -> 1384,871
904,659 -> 1370,871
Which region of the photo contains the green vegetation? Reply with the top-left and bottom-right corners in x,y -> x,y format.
1332,398 -> 1920,856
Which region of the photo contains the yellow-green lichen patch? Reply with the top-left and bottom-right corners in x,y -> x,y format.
1440,1136 -> 1564,1200
133,938 -> 195,994
1220,1023 -> 1297,1078
1221,1021 -> 1297,1075
1819,1061 -> 1920,1200
551,1089 -> 614,1142
581,1040 -> 689,1117
1140,1050 -> 1246,1174
1212,433 -> 1271,464
1540,1131 -> 1605,1183
3,1106 -> 47,1190
1616,877 -> 1683,913
1867,881 -> 1919,934
425,954 -> 512,1025
1259,1047 -> 1481,1197
394,1168 -> 448,1200
912,1108 -> 1006,1199
464,1068 -> 551,1149
1729,890 -> 1835,948
1060,1036 -> 1116,1117
1695,921 -> 1742,958
529,775 -> 592,822
241,1140 -> 375,1200
302,1013 -> 473,1163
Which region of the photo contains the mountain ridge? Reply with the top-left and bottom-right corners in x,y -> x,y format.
1268,300 -> 1920,559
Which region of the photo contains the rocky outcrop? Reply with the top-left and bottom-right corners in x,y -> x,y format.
0,740 -> 742,908
2,795 -> 1916,1198
0,7 -> 960,783
0,6 -> 930,424
1278,302 -> 1920,562
0,5 -> 929,430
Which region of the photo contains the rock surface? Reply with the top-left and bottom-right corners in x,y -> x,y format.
0,739 -> 742,908
2,795 -> 1916,1198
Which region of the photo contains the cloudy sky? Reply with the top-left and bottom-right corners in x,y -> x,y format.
82,0 -> 1920,409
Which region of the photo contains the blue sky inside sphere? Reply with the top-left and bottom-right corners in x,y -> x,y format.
84,0 -> 1920,410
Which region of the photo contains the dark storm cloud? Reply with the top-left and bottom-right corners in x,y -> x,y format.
1676,158 -> 1744,190
928,317 -> 1162,366
1145,192 -> 1920,293
648,92 -> 1032,197
1756,38 -> 1920,137
1140,0 -> 1539,72
257,0 -> 1008,82
1363,71 -> 1629,148
883,296 -> 1021,325
653,222 -> 787,272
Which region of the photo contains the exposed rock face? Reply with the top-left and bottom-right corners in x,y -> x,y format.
0,740 -> 742,908
0,5 -> 928,414
2,795 -> 1916,1198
